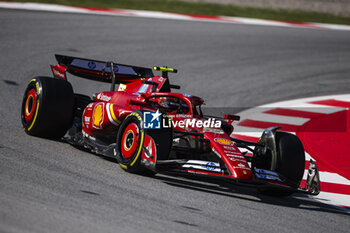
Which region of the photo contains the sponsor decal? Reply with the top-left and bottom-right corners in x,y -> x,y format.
254,168 -> 280,176
226,151 -> 242,155
98,93 -> 111,102
88,61 -> 96,69
138,79 -> 151,93
52,67 -> 65,79
142,112 -> 222,130
223,146 -> 238,151
214,138 -> 233,146
113,65 -> 119,72
179,118 -> 221,128
203,162 -> 216,171
92,104 -> 104,129
86,103 -> 94,110
226,154 -> 244,158
182,160 -> 221,173
227,157 -> 246,163
233,166 -> 251,170
82,130 -> 96,141
143,110 -> 161,129
50,65 -> 66,80
202,127 -> 225,134
254,168 -> 282,182
84,116 -> 90,123
237,163 -> 246,168
118,84 -> 126,91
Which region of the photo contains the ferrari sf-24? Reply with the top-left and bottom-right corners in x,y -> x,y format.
21,55 -> 320,196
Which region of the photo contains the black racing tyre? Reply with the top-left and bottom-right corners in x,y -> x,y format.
275,132 -> 305,187
258,132 -> 305,196
21,77 -> 75,139
73,93 -> 93,117
115,111 -> 146,174
115,111 -> 172,175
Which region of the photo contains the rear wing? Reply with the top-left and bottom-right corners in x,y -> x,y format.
54,54 -> 154,84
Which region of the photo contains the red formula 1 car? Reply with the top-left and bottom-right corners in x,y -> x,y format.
21,55 -> 320,196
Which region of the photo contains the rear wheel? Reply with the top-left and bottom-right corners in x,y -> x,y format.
257,132 -> 305,196
21,77 -> 75,139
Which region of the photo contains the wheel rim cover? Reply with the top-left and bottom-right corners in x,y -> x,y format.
121,123 -> 139,159
24,89 -> 37,122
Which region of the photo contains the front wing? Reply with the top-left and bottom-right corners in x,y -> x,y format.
154,159 -> 320,195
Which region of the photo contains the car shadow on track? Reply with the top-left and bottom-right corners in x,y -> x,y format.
58,138 -> 348,216
153,173 -> 349,216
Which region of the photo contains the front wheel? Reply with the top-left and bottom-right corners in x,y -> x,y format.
275,132 -> 305,187
115,111 -> 148,174
257,131 -> 305,196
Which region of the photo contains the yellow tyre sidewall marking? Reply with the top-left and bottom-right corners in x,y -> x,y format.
130,130 -> 144,167
120,164 -> 128,169
28,101 -> 39,131
27,81 -> 40,131
121,112 -> 144,169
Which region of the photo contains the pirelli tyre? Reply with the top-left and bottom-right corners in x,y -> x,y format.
258,132 -> 305,196
21,77 -> 75,139
276,132 -> 305,185
115,111 -> 172,175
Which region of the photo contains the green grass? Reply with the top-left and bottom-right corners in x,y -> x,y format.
5,0 -> 350,25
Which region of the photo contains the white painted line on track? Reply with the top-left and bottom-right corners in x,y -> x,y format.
312,23 -> 350,31
310,192 -> 350,212
223,16 -> 290,27
246,112 -> 310,125
260,94 -> 350,108
305,152 -> 314,161
0,2 -> 86,13
303,171 -> 350,186
122,9 -> 191,20
233,94 -> 350,212
267,104 -> 345,114
231,126 -> 264,138
231,132 -> 262,138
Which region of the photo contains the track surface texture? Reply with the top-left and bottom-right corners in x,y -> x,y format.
1,9 -> 350,233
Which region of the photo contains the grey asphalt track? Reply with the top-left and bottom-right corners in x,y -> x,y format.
1,9 -> 350,233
